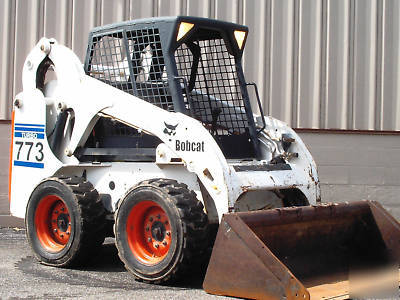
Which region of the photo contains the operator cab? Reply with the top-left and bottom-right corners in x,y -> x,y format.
84,16 -> 263,161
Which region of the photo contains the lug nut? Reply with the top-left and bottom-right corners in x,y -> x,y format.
165,220 -> 169,225
163,241 -> 167,246
55,210 -> 58,214
53,229 -> 57,232
146,227 -> 150,231
60,234 -> 64,238
149,217 -> 153,222
155,244 -> 159,248
166,232 -> 171,236
147,237 -> 152,242
61,207 -> 64,211
66,232 -> 70,235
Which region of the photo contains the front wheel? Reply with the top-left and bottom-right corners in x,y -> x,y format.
114,178 -> 208,283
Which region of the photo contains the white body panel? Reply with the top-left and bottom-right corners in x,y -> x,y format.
54,163 -> 201,212
10,38 -> 320,222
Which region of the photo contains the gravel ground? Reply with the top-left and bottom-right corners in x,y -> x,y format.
0,227 -> 226,299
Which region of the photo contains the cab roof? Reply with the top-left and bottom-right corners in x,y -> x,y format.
90,16 -> 248,35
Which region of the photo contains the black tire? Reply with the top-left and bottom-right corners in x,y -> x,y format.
114,178 -> 208,283
25,176 -> 106,267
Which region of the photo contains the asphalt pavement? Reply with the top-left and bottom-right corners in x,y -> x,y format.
0,227 -> 225,299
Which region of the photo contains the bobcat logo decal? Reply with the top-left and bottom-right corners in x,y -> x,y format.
163,122 -> 178,136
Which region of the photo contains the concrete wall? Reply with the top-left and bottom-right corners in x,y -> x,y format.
300,131 -> 400,219
1,123 -> 399,226
0,123 -> 17,226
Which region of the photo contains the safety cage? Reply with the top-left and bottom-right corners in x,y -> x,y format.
83,16 -> 262,160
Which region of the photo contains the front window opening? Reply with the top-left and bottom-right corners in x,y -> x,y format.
88,29 -> 174,112
126,28 -> 173,112
89,34 -> 130,90
175,36 -> 249,137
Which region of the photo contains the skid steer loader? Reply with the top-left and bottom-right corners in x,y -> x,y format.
9,16 -> 400,299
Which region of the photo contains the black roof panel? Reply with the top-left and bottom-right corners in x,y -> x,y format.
90,16 -> 248,35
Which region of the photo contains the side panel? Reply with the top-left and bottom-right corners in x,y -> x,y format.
54,163 -> 201,213
10,90 -> 63,218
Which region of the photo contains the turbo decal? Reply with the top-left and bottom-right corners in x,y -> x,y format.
14,123 -> 45,140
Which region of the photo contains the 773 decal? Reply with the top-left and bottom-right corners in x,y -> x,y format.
13,123 -> 45,169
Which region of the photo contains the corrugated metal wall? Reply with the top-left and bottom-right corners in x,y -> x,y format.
1,0 -> 399,130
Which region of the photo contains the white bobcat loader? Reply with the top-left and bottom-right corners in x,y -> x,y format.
9,17 -> 400,299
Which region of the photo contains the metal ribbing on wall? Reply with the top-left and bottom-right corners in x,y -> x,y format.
0,0 -> 399,131
0,0 -> 16,120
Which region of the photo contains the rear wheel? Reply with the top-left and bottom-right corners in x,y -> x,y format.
25,176 -> 106,267
115,178 -> 208,283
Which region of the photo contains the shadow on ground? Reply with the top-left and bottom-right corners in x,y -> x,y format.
16,238 -> 206,291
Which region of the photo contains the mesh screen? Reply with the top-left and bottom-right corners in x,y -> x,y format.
88,33 -> 131,92
175,38 -> 249,136
88,29 -> 174,112
126,28 -> 173,111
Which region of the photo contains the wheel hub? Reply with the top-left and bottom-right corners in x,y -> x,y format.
57,214 -> 69,232
35,195 -> 71,252
151,221 -> 166,242
126,200 -> 172,265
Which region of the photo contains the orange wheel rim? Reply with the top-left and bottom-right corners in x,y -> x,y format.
126,201 -> 172,265
35,195 -> 71,252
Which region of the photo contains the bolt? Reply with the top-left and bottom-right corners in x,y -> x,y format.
53,229 -> 57,233
26,60 -> 33,70
14,99 -> 21,108
61,207 -> 64,212
68,222 -> 71,226
66,232 -> 70,235
149,217 -> 153,222
146,227 -> 150,232
65,148 -> 73,156
147,237 -> 152,242
60,234 -> 64,238
166,232 -> 171,236
163,241 -> 167,246
155,244 -> 159,248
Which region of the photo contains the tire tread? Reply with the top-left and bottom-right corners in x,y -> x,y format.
114,178 -> 208,283
28,176 -> 106,267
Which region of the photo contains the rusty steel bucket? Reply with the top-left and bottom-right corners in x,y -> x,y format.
203,201 -> 400,299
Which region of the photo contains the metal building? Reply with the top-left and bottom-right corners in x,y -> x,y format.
1,0 -> 399,225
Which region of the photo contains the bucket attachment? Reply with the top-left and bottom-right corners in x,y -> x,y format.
203,201 -> 400,299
